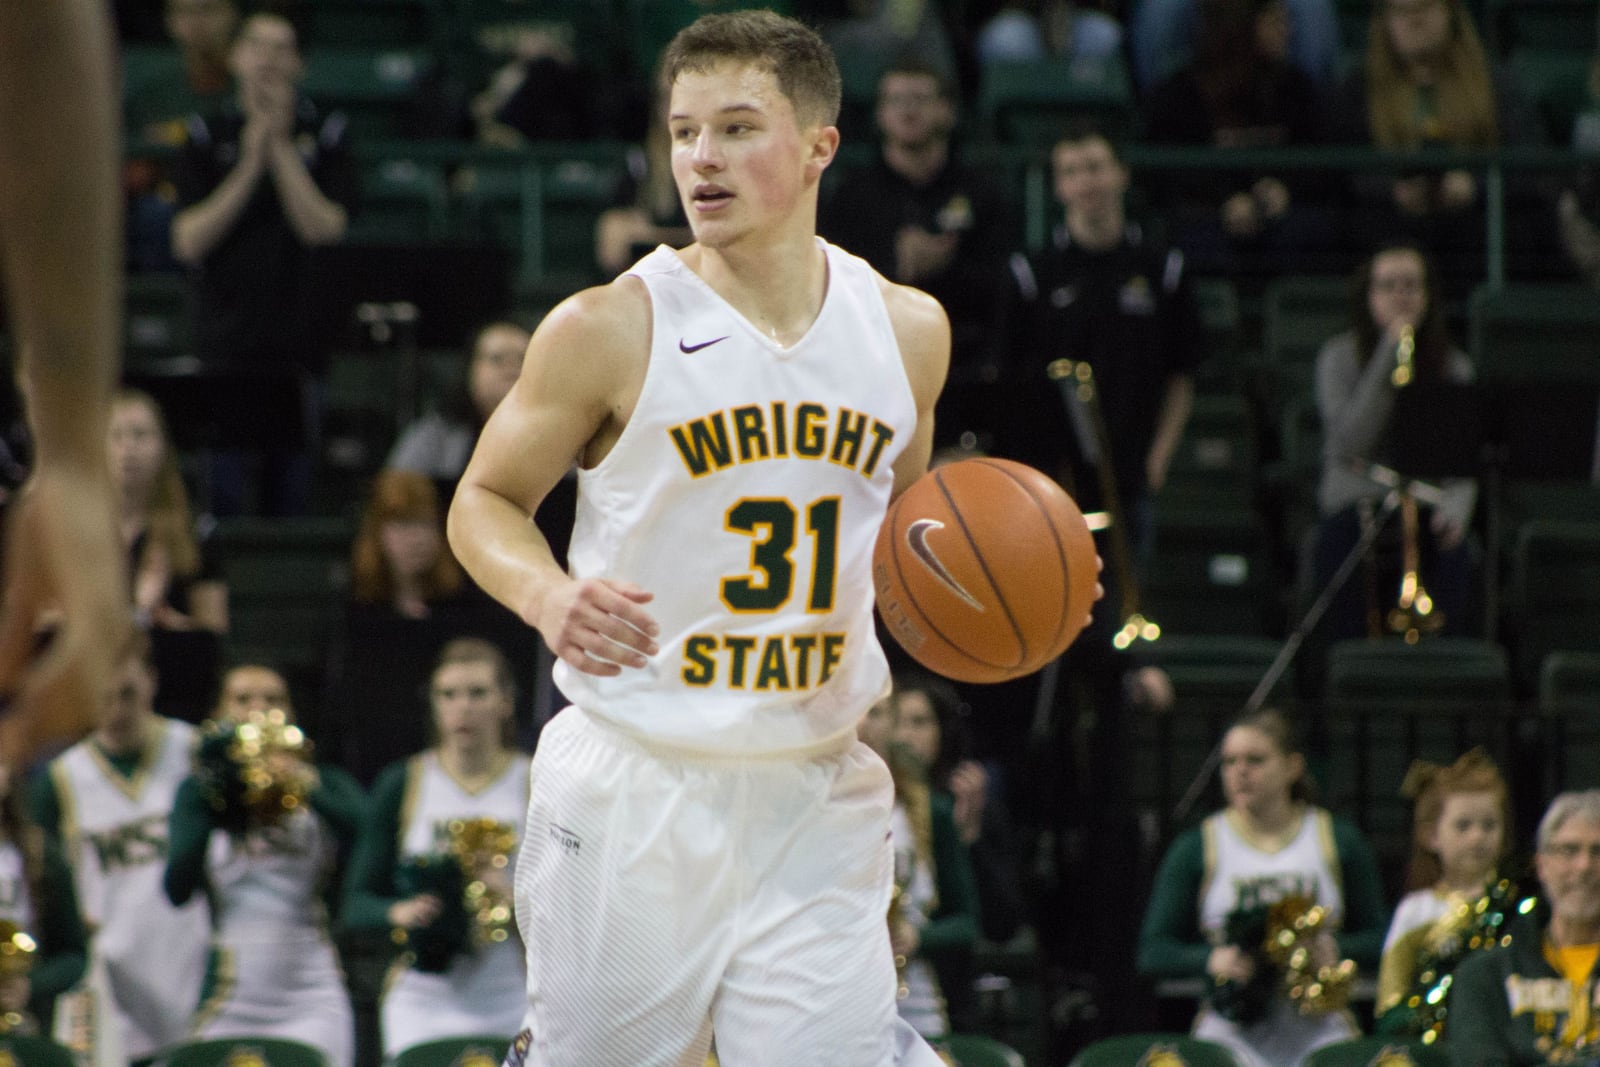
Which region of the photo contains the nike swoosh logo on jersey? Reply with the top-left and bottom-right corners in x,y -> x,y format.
905,519 -> 984,611
679,336 -> 728,353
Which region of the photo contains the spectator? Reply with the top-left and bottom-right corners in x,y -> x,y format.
342,638 -> 531,1060
1138,708 -> 1388,1067
171,6 -> 357,516
890,670 -> 1024,1033
1143,0 -> 1337,274
858,691 -> 980,1050
972,1 -> 1124,68
470,23 -> 600,146
1330,0 -> 1549,279
0,759 -> 87,1036
1448,791 -> 1600,1062
123,0 -> 241,271
320,471 -> 536,786
109,387 -> 227,724
1376,748 -> 1514,1039
163,662 -> 364,1066
819,59 -> 1015,452
1307,242 -> 1476,669
594,65 -> 692,278
30,630 -> 211,1067
1129,0 -> 1340,91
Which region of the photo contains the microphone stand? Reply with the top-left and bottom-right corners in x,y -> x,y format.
1170,466 -> 1436,823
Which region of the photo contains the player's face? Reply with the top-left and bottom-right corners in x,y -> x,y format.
892,690 -> 941,770
1052,138 -> 1128,222
858,697 -> 896,758
668,60 -> 834,249
1219,726 -> 1303,815
107,398 -> 165,498
875,73 -> 952,152
217,666 -> 291,723
468,324 -> 529,420
431,661 -> 510,750
1429,790 -> 1503,886
380,517 -> 442,583
1537,816 -> 1600,931
1367,249 -> 1427,334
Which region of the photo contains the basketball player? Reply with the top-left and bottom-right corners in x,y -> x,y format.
0,0 -> 131,766
31,632 -> 211,1066
447,11 -> 953,1065
342,638 -> 531,1058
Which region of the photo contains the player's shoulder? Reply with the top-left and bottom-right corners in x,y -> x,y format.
523,276 -> 653,384
873,275 -> 950,400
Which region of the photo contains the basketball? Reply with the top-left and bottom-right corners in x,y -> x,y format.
873,457 -> 1098,684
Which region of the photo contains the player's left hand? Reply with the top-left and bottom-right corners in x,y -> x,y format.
0,464 -> 132,765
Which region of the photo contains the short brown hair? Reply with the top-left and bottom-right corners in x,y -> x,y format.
662,10 -> 841,128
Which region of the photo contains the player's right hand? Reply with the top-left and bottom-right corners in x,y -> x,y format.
537,577 -> 660,677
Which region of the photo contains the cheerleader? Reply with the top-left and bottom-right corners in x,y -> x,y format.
342,638 -> 531,1060
1137,708 -> 1389,1067
1375,748 -> 1512,1035
164,663 -> 365,1066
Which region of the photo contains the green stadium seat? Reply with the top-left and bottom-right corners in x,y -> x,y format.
125,270 -> 192,367
164,1037 -> 329,1067
1507,48 -> 1593,143
304,0 -> 442,49
1261,273 -> 1349,403
1540,651 -> 1600,797
1067,1034 -> 1245,1066
1303,1037 -> 1452,1066
1158,394 -> 1258,512
1490,0 -> 1597,52
0,1034 -> 78,1067
300,47 -> 435,139
349,157 -> 452,244
392,1034 -> 513,1067
978,55 -> 1136,147
1506,520 -> 1600,693
1143,506 -> 1276,637
1189,275 -> 1245,390
945,1032 -> 1026,1067
1468,283 -> 1600,385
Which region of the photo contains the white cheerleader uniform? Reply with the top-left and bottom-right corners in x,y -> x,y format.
383,751 -> 531,1060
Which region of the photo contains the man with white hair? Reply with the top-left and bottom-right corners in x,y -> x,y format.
1448,790 -> 1600,1065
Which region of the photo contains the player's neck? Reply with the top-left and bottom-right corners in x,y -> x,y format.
688,235 -> 828,347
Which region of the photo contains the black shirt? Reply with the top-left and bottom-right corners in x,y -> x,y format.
175,97 -> 359,373
1003,221 -> 1204,508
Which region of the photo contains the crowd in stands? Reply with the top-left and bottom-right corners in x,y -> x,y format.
0,0 -> 1595,1063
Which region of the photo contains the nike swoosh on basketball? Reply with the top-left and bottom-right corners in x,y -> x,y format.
679,336 -> 728,353
906,519 -> 984,611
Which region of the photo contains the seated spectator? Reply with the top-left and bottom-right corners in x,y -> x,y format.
1307,243 -> 1476,690
1144,0 -> 1337,273
1448,791 -> 1600,1062
0,759 -> 87,1037
109,387 -> 227,723
890,670 -> 1024,1033
594,66 -> 691,278
1137,708 -> 1387,1067
342,638 -> 531,1059
1329,0 -> 1550,280
1129,0 -> 1339,92
973,1 -> 1124,68
858,691 -> 980,1050
123,0 -> 240,271
164,662 -> 364,1066
1376,749 -> 1515,1040
320,471 -> 536,786
470,23 -> 601,146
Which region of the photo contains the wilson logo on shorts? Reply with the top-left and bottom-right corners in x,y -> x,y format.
549,824 -> 581,856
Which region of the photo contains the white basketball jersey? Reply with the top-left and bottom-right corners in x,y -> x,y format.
50,718 -> 210,1058
206,806 -> 339,934
556,241 -> 917,755
397,751 -> 531,860
1198,807 -> 1346,937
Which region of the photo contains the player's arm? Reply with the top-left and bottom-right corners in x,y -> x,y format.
880,280 -> 951,500
448,282 -> 660,677
0,0 -> 131,760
